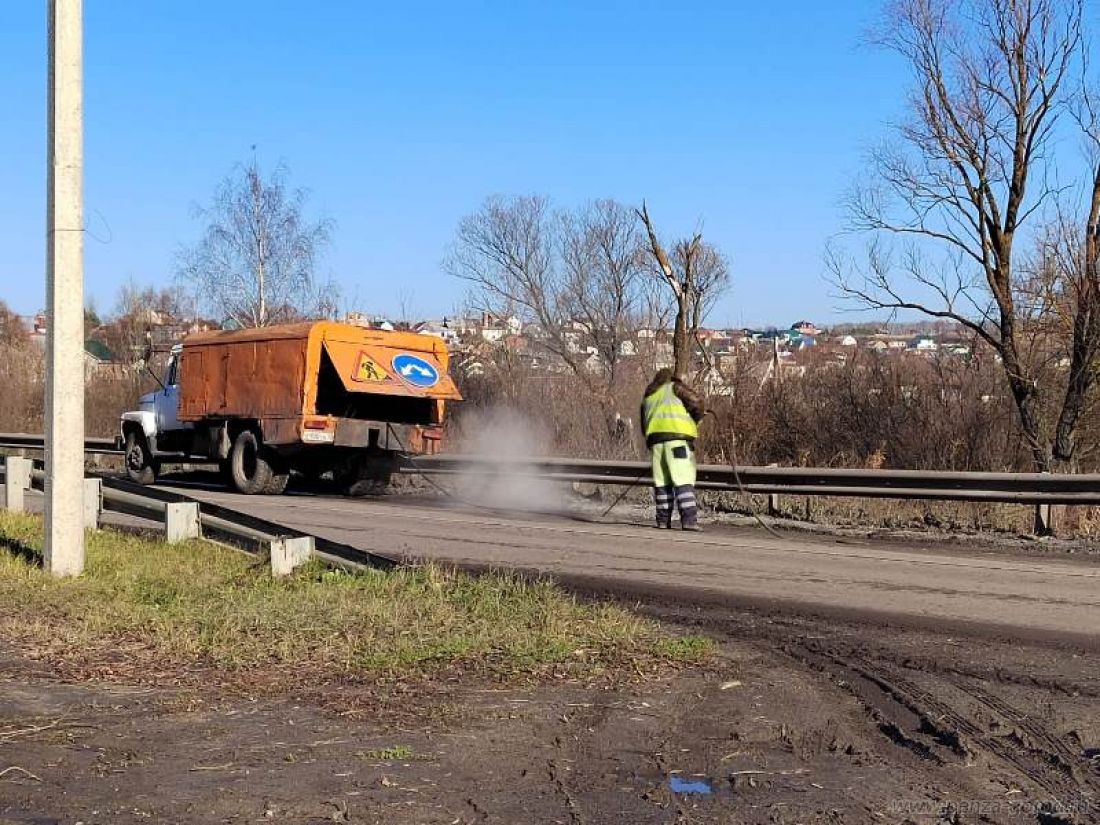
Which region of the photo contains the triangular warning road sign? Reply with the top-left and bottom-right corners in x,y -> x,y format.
352,352 -> 390,382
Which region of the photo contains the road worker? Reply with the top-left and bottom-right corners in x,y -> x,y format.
640,368 -> 705,530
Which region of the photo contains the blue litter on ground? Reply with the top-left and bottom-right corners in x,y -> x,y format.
669,776 -> 713,794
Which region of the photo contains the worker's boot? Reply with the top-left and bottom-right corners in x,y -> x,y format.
654,485 -> 674,528
676,485 -> 700,531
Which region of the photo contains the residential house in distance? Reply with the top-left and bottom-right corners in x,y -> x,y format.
444,316 -> 483,338
414,319 -> 462,348
21,314 -> 48,349
425,313 -> 508,344
864,333 -> 911,352
910,335 -> 938,354
695,328 -> 724,347
147,318 -> 216,351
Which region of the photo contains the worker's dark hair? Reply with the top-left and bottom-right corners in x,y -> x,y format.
644,367 -> 675,397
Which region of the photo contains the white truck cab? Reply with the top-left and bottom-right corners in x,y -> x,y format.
119,344 -> 192,483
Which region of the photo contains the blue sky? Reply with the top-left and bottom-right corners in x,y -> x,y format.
0,1 -> 908,328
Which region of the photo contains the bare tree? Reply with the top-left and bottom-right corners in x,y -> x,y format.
0,300 -> 29,349
835,0 -> 1096,471
636,202 -> 730,379
114,280 -> 190,323
1043,86 -> 1100,467
559,200 -> 651,386
93,281 -> 194,364
447,195 -> 651,399
177,160 -> 333,328
394,288 -> 418,329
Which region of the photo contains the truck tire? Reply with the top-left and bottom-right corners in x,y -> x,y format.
263,458 -> 290,495
124,431 -> 157,485
338,455 -> 392,497
229,430 -> 274,494
344,478 -> 388,497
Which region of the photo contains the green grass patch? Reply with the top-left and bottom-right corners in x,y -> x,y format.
0,512 -> 711,690
361,745 -> 416,761
655,635 -> 714,661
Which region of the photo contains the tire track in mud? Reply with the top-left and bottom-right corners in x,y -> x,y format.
946,679 -> 1100,793
633,600 -> 1099,821
779,639 -> 1098,819
777,638 -> 962,766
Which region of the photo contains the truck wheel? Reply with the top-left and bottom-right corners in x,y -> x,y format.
229,430 -> 274,494
263,458 -> 290,495
124,431 -> 157,485
344,478 -> 388,497
339,457 -> 392,497
264,475 -> 290,495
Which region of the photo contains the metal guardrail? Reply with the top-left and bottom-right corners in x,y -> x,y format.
3,432 -> 1095,537
0,432 -> 120,455
2,432 -> 1098,505
96,475 -> 393,569
407,455 -> 1100,506
0,456 -> 391,572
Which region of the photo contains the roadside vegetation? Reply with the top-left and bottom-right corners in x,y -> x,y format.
0,512 -> 711,693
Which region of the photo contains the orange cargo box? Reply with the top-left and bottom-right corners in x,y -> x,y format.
177,321 -> 461,448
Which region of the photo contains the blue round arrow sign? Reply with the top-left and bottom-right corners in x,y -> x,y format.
392,354 -> 440,388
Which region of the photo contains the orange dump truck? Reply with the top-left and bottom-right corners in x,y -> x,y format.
118,321 -> 462,494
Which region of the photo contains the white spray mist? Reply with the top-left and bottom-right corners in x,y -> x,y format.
451,407 -> 564,513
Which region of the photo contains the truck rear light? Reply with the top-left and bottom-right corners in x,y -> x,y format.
303,418 -> 333,430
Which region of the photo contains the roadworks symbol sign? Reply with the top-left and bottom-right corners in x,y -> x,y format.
352,352 -> 390,383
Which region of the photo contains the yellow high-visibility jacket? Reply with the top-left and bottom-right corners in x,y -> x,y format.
641,382 -> 698,444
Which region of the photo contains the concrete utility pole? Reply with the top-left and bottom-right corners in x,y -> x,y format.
45,0 -> 85,576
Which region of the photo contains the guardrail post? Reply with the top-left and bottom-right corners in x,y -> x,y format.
3,456 -> 33,512
83,478 -> 101,530
1033,503 -> 1055,537
164,502 -> 201,543
270,536 -> 314,577
766,464 -> 780,517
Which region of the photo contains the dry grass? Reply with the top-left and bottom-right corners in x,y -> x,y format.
0,512 -> 711,693
707,493 -> 1038,535
601,486 -> 1100,539
706,492 -> 1100,539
